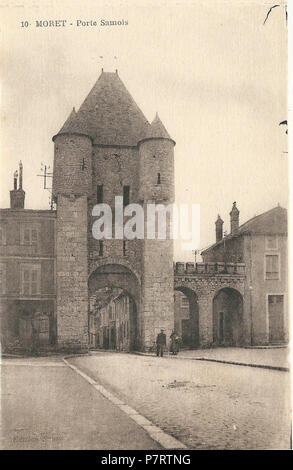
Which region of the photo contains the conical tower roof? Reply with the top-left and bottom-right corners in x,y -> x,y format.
55,107 -> 90,138
55,71 -> 151,146
146,113 -> 173,140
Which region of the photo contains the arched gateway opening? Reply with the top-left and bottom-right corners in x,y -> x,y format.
174,287 -> 199,349
213,287 -> 243,346
88,264 -> 140,352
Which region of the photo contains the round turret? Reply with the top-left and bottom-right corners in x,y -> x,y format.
138,114 -> 175,203
52,108 -> 93,199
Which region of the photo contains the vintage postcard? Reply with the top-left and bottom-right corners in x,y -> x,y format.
0,0 -> 291,453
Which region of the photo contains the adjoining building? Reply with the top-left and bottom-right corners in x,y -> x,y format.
174,291 -> 199,348
0,162 -> 56,353
89,288 -> 136,351
201,203 -> 288,346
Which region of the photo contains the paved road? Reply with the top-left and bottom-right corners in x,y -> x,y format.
1,357 -> 161,450
70,352 -> 291,450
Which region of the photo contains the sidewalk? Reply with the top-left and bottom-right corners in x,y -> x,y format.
135,347 -> 290,371
1,356 -> 162,450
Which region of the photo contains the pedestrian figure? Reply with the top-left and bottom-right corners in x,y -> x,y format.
170,330 -> 180,355
156,329 -> 166,357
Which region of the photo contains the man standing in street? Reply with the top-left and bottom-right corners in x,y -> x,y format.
156,329 -> 166,357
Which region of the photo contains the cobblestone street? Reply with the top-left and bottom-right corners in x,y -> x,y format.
70,352 -> 291,450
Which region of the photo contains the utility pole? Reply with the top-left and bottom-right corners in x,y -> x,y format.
37,163 -> 54,209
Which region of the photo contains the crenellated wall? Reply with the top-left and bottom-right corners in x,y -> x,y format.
174,262 -> 246,275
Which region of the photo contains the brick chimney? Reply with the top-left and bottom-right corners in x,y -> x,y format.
230,201 -> 239,235
215,214 -> 224,242
10,161 -> 25,209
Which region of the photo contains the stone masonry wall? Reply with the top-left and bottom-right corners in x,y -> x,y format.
56,194 -> 88,351
53,134 -> 92,198
142,237 -> 174,350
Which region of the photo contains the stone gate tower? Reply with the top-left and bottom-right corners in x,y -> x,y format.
52,70 -> 175,351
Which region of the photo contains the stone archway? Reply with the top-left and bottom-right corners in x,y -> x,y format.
174,286 -> 199,349
88,264 -> 140,351
212,287 -> 244,346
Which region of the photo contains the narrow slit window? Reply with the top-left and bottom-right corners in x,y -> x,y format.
97,185 -> 103,204
99,240 -> 103,256
123,186 -> 130,207
157,173 -> 161,184
123,240 -> 126,256
81,158 -> 86,171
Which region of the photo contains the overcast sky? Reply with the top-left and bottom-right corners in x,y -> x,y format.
0,0 -> 288,261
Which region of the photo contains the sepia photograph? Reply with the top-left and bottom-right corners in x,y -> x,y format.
0,0 -> 291,455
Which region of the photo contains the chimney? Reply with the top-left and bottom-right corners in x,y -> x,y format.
10,161 -> 25,209
215,214 -> 224,242
230,201 -> 239,235
13,170 -> 18,190
19,160 -> 23,189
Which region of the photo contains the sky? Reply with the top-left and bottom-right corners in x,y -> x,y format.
0,0 -> 289,261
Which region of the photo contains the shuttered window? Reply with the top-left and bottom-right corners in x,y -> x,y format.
265,254 -> 279,280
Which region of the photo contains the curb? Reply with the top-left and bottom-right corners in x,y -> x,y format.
133,352 -> 289,372
63,358 -> 187,450
1,353 -> 27,359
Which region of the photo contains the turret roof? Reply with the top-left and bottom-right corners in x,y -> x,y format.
146,113 -> 172,140
57,107 -> 89,136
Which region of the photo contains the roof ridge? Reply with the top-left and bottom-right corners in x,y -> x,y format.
238,205 -> 286,231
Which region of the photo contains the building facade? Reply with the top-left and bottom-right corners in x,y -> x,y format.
89,289 -> 136,352
0,164 -> 56,352
201,203 -> 288,346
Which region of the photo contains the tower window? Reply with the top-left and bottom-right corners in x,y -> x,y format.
123,240 -> 126,256
123,186 -> 130,207
157,173 -> 161,184
97,185 -> 103,204
99,240 -> 103,256
81,158 -> 87,171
